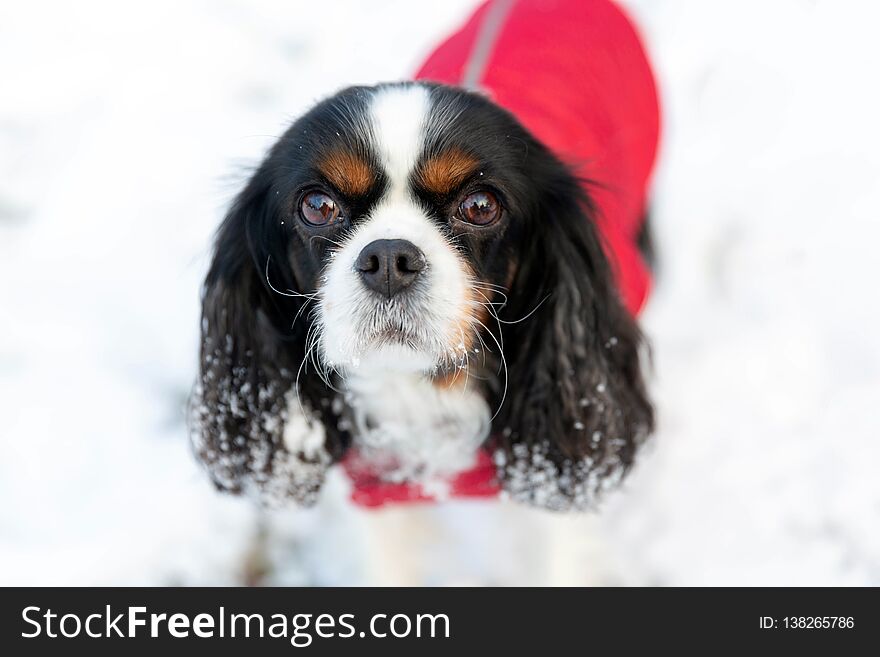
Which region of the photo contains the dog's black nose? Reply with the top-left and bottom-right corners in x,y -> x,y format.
356,239 -> 426,298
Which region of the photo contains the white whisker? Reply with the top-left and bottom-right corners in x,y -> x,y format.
265,256 -> 318,300
496,293 -> 550,325
471,317 -> 508,421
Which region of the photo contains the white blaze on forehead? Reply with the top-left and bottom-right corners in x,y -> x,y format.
369,85 -> 430,191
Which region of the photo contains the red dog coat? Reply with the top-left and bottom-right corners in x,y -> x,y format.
343,0 -> 660,506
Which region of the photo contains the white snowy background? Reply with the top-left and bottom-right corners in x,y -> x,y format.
1,0 -> 878,585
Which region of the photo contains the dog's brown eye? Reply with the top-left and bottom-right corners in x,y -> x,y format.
300,191 -> 342,226
458,191 -> 500,226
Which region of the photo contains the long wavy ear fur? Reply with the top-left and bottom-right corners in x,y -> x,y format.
189,170 -> 348,506
493,173 -> 654,511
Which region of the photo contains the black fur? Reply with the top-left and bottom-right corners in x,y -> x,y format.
190,82 -> 653,509
491,167 -> 654,509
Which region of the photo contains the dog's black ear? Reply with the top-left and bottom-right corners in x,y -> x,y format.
493,172 -> 654,511
189,167 -> 348,506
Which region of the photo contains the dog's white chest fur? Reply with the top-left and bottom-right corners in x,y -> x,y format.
343,372 -> 490,493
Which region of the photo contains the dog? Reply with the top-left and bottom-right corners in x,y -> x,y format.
190,0 -> 659,583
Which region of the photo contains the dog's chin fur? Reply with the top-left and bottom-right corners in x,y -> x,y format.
344,368 -> 491,489
342,343 -> 438,375
191,81 -> 654,511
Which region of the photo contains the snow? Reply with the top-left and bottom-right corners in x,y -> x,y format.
1,0 -> 878,585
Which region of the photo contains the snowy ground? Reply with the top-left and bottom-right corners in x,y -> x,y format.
1,0 -> 878,585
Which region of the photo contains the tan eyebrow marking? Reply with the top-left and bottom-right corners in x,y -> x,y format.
416,148 -> 480,195
317,150 -> 375,196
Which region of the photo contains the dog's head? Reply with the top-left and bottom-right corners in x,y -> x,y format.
190,82 -> 653,510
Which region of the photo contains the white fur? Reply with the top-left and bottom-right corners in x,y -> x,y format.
281,390 -> 326,458
315,85 -> 474,373
345,371 -> 491,491
370,85 -> 428,192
